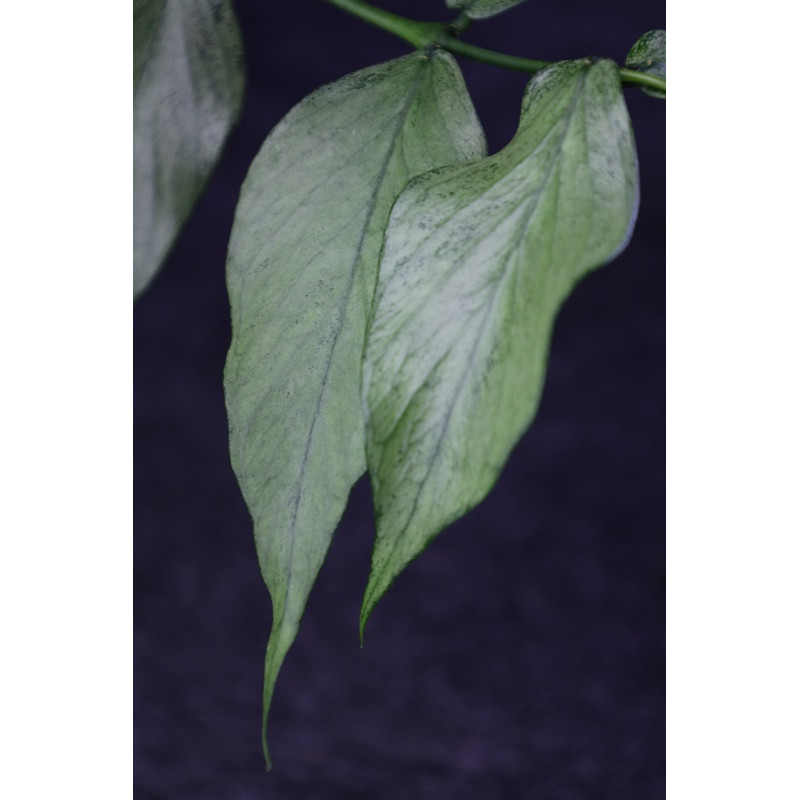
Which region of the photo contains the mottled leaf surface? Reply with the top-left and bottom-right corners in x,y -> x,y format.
362,59 -> 639,631
133,0 -> 244,297
224,51 -> 485,765
626,30 -> 666,98
446,0 -> 528,20
133,0 -> 165,91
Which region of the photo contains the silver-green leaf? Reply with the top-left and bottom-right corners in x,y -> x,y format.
133,0 -> 244,298
625,30 -> 666,99
362,58 -> 639,632
446,0 -> 528,20
224,50 -> 485,766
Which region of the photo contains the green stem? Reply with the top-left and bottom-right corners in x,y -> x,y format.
325,0 -> 665,96
438,34 -> 549,73
324,0 -> 445,49
448,12 -> 473,37
619,67 -> 666,94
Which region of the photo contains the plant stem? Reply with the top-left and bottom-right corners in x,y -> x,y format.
324,0 -> 446,49
618,67 -> 666,94
448,12 -> 473,37
438,35 -> 549,73
325,0 -> 666,96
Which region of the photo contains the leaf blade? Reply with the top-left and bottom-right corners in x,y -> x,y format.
223,51 -> 485,765
446,0 -> 528,20
133,0 -> 244,297
362,58 -> 639,632
133,0 -> 165,92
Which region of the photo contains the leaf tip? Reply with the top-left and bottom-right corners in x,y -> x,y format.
359,551 -> 404,644
261,693 -> 274,771
359,575 -> 385,647
358,605 -> 369,648
359,566 -> 392,645
260,621 -> 298,775
262,737 -> 273,772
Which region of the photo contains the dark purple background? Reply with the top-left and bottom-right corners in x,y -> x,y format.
134,0 -> 665,796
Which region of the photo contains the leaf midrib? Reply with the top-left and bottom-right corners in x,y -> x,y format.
277,59 -> 432,625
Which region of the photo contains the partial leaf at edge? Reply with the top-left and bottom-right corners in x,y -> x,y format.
362,58 -> 639,632
625,30 -> 666,99
133,0 -> 165,91
446,0 -> 528,20
133,0 -> 244,298
223,50 -> 486,766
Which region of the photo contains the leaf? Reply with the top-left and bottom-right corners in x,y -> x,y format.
625,30 -> 666,99
133,0 -> 165,91
133,0 -> 244,298
224,50 -> 485,767
446,0 -> 528,20
361,58 -> 639,633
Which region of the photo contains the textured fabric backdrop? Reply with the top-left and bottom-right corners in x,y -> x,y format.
134,1 -> 665,796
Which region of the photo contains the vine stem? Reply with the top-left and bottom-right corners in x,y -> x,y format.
324,0 -> 446,49
324,0 -> 666,96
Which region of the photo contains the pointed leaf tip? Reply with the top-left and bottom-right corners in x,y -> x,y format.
359,577 -> 384,645
262,743 -> 273,773
259,622 -> 295,772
